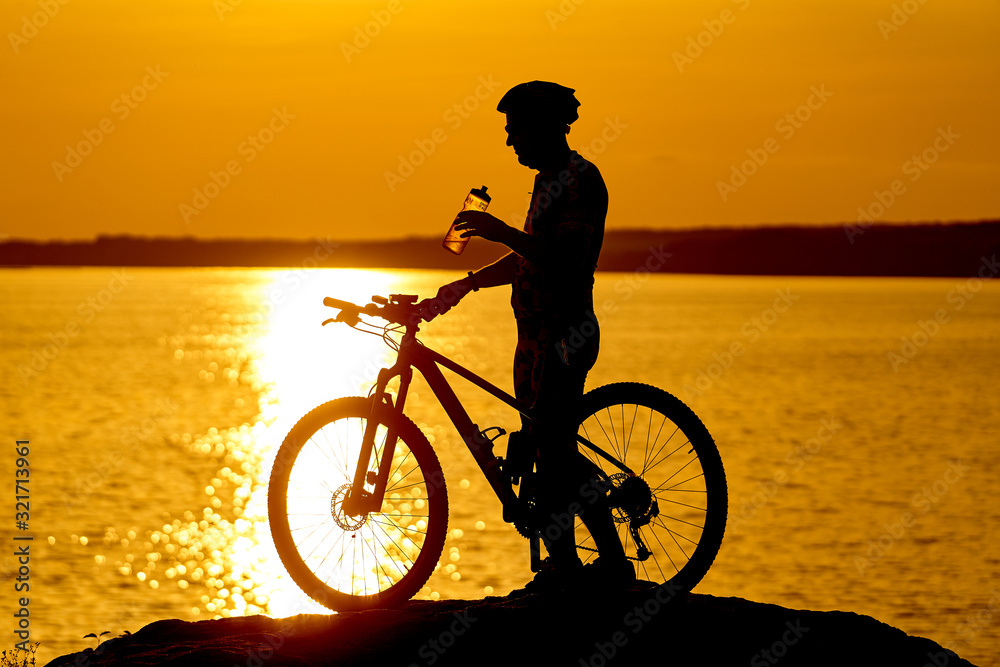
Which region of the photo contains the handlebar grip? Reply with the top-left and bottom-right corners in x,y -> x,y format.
323,297 -> 356,311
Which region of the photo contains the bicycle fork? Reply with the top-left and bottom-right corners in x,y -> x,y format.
342,363 -> 412,518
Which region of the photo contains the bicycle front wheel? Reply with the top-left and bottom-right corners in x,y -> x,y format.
268,397 -> 448,611
574,383 -> 727,594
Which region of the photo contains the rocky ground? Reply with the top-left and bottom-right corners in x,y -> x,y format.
44,582 -> 979,667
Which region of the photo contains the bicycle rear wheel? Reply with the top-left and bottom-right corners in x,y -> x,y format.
574,383 -> 727,593
268,397 -> 448,611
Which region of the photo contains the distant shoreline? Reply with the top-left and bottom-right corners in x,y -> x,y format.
2,220 -> 998,277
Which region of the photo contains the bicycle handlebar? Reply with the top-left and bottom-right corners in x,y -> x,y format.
323,297 -> 356,312
323,295 -> 425,327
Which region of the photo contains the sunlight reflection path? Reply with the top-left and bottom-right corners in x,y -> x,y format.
253,269 -> 403,616
92,269 -> 416,618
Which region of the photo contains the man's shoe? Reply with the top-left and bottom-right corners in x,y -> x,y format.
509,556 -> 583,598
581,557 -> 636,587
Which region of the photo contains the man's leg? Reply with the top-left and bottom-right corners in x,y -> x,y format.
538,320 -> 629,572
530,329 -> 593,567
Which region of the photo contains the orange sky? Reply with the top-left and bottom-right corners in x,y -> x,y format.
2,0 -> 998,241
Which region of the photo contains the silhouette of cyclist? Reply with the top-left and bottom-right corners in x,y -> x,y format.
421,81 -> 635,592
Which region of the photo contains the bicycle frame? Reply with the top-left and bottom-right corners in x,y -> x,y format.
343,322 -> 634,519
344,326 -> 519,515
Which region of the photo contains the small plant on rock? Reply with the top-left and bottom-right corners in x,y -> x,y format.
0,642 -> 39,667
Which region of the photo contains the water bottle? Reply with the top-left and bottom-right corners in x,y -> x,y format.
443,186 -> 491,255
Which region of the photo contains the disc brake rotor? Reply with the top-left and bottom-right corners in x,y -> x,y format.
331,483 -> 367,531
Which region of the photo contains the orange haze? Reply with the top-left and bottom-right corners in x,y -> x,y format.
2,0 -> 998,240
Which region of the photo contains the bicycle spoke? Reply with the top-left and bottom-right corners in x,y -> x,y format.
644,427 -> 685,476
289,519 -> 333,530
624,403 -> 638,463
370,515 -> 428,535
658,497 -> 708,512
658,471 -> 706,492
292,515 -> 332,543
353,531 -> 361,596
370,517 -> 417,570
653,513 -> 704,531
659,523 -> 700,547
317,425 -> 348,480
571,386 -> 726,601
664,524 -> 691,562
302,523 -> 338,563
656,455 -> 698,488
332,418 -> 355,480
594,408 -> 618,462
649,526 -> 678,576
643,406 -> 653,471
385,455 -> 423,491
367,520 -> 408,579
315,527 -> 349,579
600,406 -> 624,462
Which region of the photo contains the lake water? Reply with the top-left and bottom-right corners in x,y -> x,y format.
1,267 -> 998,665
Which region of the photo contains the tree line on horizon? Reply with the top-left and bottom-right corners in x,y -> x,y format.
1,220 -> 997,277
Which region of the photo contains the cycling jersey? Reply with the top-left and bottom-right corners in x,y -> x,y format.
511,150 -> 608,324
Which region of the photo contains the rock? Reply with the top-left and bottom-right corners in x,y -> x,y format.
44,583 -> 979,667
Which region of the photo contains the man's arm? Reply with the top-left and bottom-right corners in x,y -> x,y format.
452,211 -> 544,266
418,251 -> 518,320
496,229 -> 543,266
471,251 -> 518,288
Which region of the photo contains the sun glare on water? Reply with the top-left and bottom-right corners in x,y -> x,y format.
85,269 -> 456,620
251,268 -> 425,616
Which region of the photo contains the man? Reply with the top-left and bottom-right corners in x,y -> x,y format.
422,81 -> 633,591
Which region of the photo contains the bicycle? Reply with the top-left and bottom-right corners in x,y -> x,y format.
267,293 -> 727,611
